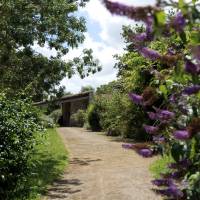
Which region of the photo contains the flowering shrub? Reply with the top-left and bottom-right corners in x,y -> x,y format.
103,0 -> 200,199
0,94 -> 41,199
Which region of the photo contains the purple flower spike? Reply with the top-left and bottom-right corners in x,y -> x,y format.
134,33 -> 147,42
173,12 -> 186,33
152,178 -> 173,186
103,0 -> 156,22
129,93 -> 143,105
147,112 -> 157,120
146,16 -> 154,40
143,124 -> 159,134
157,110 -> 175,121
157,185 -> 184,198
139,47 -> 161,61
168,159 -> 191,169
183,85 -> 200,95
122,143 -> 134,149
138,148 -> 153,157
185,59 -> 200,75
173,130 -> 191,140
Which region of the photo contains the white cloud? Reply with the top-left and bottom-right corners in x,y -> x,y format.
61,32 -> 122,93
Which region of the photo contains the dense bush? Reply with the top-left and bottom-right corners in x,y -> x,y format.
40,114 -> 55,128
71,109 -> 86,127
0,94 -> 41,199
87,76 -> 151,140
86,104 -> 101,131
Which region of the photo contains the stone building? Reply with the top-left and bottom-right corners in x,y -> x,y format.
60,92 -> 92,126
34,91 -> 93,126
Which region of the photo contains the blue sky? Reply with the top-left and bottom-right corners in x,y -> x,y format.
34,0 -> 155,93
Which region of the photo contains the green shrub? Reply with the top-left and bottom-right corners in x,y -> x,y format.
49,109 -> 62,125
0,94 -> 41,200
90,83 -> 150,140
86,104 -> 101,131
40,114 -> 54,128
71,109 -> 86,127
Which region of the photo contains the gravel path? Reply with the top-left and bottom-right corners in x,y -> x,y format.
44,127 -> 161,200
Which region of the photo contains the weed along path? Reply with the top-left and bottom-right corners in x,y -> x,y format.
44,128 -> 161,200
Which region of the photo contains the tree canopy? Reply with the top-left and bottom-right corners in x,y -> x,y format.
0,0 -> 101,101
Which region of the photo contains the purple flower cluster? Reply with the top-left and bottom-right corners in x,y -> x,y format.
138,47 -> 161,61
172,12 -> 186,33
103,0 -> 156,22
157,109 -> 175,121
138,148 -> 153,157
183,85 -> 200,95
147,108 -> 175,122
173,130 -> 191,140
156,184 -> 184,198
122,143 -> 135,149
152,178 -> 173,186
143,124 -> 159,134
129,93 -> 143,105
133,16 -> 154,43
134,33 -> 147,42
185,59 -> 200,75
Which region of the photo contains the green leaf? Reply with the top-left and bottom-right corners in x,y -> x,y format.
159,85 -> 168,98
179,0 -> 185,8
190,31 -> 200,45
179,31 -> 187,44
178,0 -> 187,13
155,11 -> 166,26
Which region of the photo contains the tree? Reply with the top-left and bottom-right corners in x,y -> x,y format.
81,85 -> 95,93
0,0 -> 101,100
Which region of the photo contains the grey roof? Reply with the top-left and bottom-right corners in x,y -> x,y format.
33,91 -> 93,106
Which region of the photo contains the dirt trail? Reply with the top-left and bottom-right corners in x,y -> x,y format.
44,127 -> 161,200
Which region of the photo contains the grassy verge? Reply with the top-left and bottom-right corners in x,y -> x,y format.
28,128 -> 68,200
149,155 -> 173,178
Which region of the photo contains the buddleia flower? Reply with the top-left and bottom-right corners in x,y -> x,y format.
129,93 -> 143,105
183,85 -> 200,95
103,0 -> 158,22
143,124 -> 159,134
172,12 -> 186,33
185,59 -> 200,75
138,47 -> 161,61
138,148 -> 153,157
173,130 -> 191,140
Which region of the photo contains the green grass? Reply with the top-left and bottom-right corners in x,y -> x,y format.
28,128 -> 68,200
149,155 -> 173,178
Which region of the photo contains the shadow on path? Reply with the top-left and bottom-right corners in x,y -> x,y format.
69,157 -> 102,166
46,178 -> 82,199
